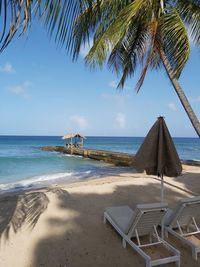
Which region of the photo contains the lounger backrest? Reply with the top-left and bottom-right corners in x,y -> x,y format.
127,203 -> 168,238
168,197 -> 200,228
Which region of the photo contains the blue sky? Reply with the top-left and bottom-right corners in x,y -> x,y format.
0,22 -> 200,137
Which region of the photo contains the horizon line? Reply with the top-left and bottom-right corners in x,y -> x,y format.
0,134 -> 198,139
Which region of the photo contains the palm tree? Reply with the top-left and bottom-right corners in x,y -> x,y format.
0,0 -> 200,136
70,0 -> 200,137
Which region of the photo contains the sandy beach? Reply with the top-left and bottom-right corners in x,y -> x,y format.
0,164 -> 200,267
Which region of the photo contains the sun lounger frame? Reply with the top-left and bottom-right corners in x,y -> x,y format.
164,199 -> 200,261
104,207 -> 180,267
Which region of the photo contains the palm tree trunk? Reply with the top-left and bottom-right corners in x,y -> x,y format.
160,49 -> 200,137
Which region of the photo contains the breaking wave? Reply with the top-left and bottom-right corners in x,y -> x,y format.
0,170 -> 92,192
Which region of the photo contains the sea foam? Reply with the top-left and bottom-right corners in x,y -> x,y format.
0,170 -> 92,192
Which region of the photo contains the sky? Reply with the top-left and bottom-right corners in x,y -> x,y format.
0,22 -> 200,138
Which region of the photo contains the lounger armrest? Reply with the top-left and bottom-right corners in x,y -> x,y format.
136,202 -> 168,210
180,196 -> 200,204
162,208 -> 173,226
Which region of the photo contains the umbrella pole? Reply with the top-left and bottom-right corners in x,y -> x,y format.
161,174 -> 164,202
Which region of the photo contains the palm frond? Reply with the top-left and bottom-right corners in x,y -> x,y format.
177,0 -> 200,45
41,0 -> 94,53
135,20 -> 159,92
84,0 -> 149,68
159,8 -> 190,78
107,23 -> 149,88
0,0 -> 94,53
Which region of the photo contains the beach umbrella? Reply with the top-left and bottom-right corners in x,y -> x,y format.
133,116 -> 182,202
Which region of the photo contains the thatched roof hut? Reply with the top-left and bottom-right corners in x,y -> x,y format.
62,133 -> 86,139
62,133 -> 86,147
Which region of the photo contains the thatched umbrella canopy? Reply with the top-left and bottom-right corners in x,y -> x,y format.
133,116 -> 182,201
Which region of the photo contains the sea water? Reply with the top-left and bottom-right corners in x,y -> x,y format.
0,136 -> 199,192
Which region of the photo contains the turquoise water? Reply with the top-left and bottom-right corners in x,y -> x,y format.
0,136 -> 199,192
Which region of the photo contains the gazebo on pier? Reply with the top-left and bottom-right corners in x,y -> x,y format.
62,133 -> 86,148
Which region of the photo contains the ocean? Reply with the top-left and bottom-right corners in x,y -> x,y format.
0,136 -> 199,192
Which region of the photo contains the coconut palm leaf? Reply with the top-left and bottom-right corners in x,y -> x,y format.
159,8 -> 190,78
134,20 -> 160,91
0,0 -> 94,52
107,23 -> 149,88
84,0 -> 151,67
177,0 -> 200,45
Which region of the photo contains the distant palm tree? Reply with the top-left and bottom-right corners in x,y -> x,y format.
1,1 -> 200,136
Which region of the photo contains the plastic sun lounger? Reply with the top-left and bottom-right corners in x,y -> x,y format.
164,196 -> 200,260
104,203 -> 180,267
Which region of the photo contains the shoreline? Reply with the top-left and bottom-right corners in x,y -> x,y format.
0,163 -> 199,198
1,160 -> 200,195
0,165 -> 133,195
0,163 -> 200,197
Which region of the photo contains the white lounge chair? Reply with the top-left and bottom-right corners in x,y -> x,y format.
164,196 -> 200,260
104,203 -> 180,267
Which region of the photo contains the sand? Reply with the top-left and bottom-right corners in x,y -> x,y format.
0,164 -> 199,267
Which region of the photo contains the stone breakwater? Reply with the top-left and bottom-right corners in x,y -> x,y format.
41,146 -> 200,167
41,146 -> 135,167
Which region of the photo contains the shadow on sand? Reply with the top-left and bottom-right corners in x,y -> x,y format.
170,172 -> 200,195
0,191 -> 49,240
0,171 -> 200,267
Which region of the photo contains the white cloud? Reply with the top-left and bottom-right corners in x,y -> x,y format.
8,81 -> 31,98
108,80 -> 131,90
69,115 -> 88,130
109,80 -> 118,88
189,96 -> 200,103
102,93 -> 119,100
0,62 -> 15,73
168,102 -> 177,111
101,93 -> 129,109
114,112 -> 126,129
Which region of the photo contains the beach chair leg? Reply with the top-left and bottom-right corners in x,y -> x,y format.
176,258 -> 180,267
161,223 -> 164,239
122,238 -> 126,248
165,229 -> 169,238
192,248 -> 197,261
145,260 -> 151,267
103,215 -> 106,224
149,234 -> 152,244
